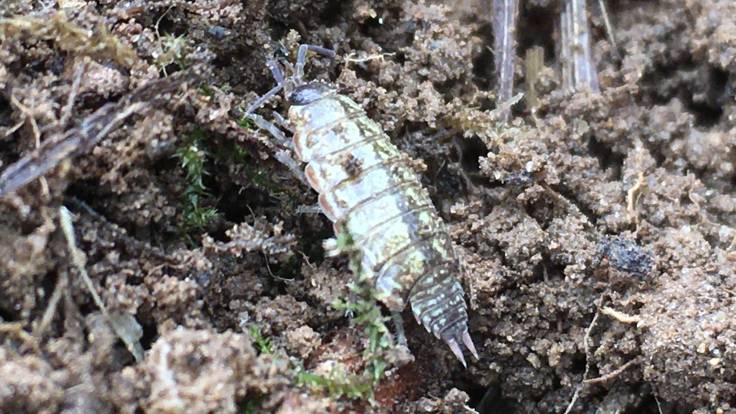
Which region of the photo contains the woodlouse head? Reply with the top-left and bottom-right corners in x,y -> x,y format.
288,82 -> 332,106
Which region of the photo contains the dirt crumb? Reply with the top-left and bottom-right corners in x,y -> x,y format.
132,327 -> 288,414
284,325 -> 321,359
0,347 -> 64,414
640,262 -> 736,411
412,388 -> 476,413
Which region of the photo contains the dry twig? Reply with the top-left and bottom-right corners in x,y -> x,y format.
583,357 -> 641,385
563,291 -> 607,414
559,0 -> 600,92
0,71 -> 196,197
600,306 -> 641,324
33,271 -> 69,338
492,0 -> 520,122
60,206 -> 144,362
524,46 -> 545,112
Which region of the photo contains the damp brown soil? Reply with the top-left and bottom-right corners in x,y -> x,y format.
0,0 -> 735,413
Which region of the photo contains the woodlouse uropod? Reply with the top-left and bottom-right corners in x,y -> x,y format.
245,44 -> 478,366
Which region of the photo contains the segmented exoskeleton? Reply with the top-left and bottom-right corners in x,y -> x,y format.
245,44 -> 478,366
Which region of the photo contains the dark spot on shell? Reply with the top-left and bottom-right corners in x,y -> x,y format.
342,153 -> 363,177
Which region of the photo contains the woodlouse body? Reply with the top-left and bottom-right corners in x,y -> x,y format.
247,45 -> 477,365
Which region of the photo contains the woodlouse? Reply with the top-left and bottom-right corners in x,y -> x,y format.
245,44 -> 478,366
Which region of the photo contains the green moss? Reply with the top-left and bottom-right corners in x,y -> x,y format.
175,128 -> 220,236
294,231 -> 394,402
241,396 -> 264,414
199,84 -> 215,98
156,33 -> 189,74
248,325 -> 273,355
295,365 -> 375,401
331,280 -> 392,386
236,115 -> 256,130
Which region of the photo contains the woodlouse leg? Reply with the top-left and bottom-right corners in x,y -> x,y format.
245,60 -> 286,117
248,113 -> 292,149
247,114 -> 307,186
244,83 -> 283,115
274,149 -> 309,187
272,111 -> 294,133
295,204 -> 322,214
392,311 -> 408,347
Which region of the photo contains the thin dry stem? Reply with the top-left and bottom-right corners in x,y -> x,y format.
597,0 -> 619,59
583,357 -> 641,385
655,394 -> 664,414
60,206 -> 144,361
0,322 -> 42,353
560,0 -> 600,92
0,71 -> 195,197
524,46 -> 545,112
626,171 -> 646,224
33,271 -> 69,338
601,306 -> 641,324
59,60 -> 86,128
563,291 -> 607,414
8,93 -> 50,198
0,12 -> 137,67
492,0 -> 520,122
60,207 -> 108,313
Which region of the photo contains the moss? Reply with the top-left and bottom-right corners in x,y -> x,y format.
248,325 -> 273,355
331,282 -> 391,386
156,34 -> 189,73
295,366 -> 375,401
241,397 -> 264,414
236,115 -> 256,130
0,11 -> 137,66
175,128 -> 220,237
294,231 -> 393,402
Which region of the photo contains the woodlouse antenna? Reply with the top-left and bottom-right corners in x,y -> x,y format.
295,44 -> 336,83
267,58 -> 286,85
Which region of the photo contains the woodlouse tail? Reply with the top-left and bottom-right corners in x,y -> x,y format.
446,331 -> 478,368
409,265 -> 479,367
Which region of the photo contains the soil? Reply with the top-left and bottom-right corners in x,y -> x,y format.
0,0 -> 735,413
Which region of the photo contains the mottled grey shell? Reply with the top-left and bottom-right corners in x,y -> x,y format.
287,83 -> 477,364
